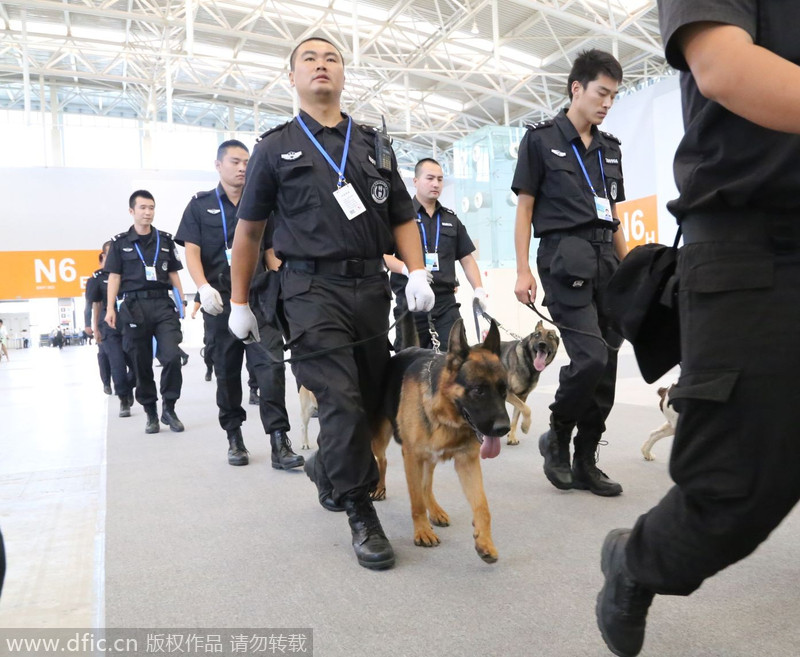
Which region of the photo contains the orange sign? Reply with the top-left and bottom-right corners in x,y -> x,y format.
0,250 -> 101,300
616,194 -> 659,248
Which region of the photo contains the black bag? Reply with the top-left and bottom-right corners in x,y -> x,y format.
605,230 -> 681,383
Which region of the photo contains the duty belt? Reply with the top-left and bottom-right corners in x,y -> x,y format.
682,210 -> 800,251
542,226 -> 615,244
124,288 -> 170,299
283,258 -> 385,278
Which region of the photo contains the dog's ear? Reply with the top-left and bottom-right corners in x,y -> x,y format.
447,318 -> 470,360
535,320 -> 543,331
482,320 -> 501,357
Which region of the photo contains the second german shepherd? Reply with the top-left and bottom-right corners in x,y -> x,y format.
372,318 -> 510,563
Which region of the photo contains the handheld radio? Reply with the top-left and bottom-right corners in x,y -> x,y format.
375,115 -> 393,173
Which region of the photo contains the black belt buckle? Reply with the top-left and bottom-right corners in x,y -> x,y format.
343,259 -> 365,277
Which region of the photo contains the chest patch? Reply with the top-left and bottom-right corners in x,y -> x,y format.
161,261 -> 168,271
207,208 -> 221,214
122,247 -> 133,252
371,180 -> 389,204
605,157 -> 619,164
281,151 -> 303,161
550,149 -> 566,157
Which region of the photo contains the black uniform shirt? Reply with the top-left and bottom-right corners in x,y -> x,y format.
658,0 -> 800,218
84,268 -> 106,325
390,199 -> 475,298
175,183 -> 238,282
104,226 -> 182,293
511,109 -> 625,237
237,110 -> 414,260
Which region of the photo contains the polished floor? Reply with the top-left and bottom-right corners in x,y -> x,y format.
1,341 -> 798,656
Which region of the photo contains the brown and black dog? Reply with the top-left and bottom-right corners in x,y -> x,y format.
500,320 -> 560,445
371,317 -> 510,563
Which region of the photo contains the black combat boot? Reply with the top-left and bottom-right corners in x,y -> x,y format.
160,400 -> 185,433
573,441 -> 623,497
270,430 -> 304,470
118,394 -> 131,418
343,495 -> 395,570
538,414 -> 574,490
596,529 -> 654,656
227,428 -> 249,466
248,388 -> 259,405
303,452 -> 344,512
144,404 -> 160,434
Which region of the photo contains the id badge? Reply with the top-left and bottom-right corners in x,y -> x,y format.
424,252 -> 440,272
225,248 -> 233,266
595,196 -> 613,222
145,266 -> 158,281
333,183 -> 367,220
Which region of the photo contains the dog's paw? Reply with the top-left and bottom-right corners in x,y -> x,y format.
429,507 -> 450,527
475,541 -> 498,564
301,443 -> 310,450
414,526 -> 441,547
506,434 -> 520,446
370,486 -> 386,502
641,448 -> 655,461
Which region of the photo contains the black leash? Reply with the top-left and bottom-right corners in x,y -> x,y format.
475,299 -> 620,352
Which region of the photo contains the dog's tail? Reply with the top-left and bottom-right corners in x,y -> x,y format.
396,310 -> 420,351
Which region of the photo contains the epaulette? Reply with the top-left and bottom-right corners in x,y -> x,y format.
441,206 -> 457,215
93,268 -> 104,278
193,190 -> 213,200
157,229 -> 174,239
112,232 -> 127,241
600,130 -> 621,145
359,123 -> 394,144
256,120 -> 290,143
525,119 -> 555,131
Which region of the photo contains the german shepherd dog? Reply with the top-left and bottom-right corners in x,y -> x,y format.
500,320 -> 560,445
371,317 -> 510,563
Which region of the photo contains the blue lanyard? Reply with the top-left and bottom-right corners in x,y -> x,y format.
215,188 -> 230,249
571,144 -> 608,199
133,230 -> 160,269
417,211 -> 441,254
295,114 -> 352,188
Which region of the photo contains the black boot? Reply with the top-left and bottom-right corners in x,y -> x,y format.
118,394 -> 131,418
344,496 -> 395,570
573,444 -> 623,497
227,428 -> 249,466
596,529 -> 654,656
248,388 -> 259,405
270,430 -> 304,470
160,401 -> 185,433
538,415 -> 574,490
144,404 -> 160,434
303,452 -> 344,512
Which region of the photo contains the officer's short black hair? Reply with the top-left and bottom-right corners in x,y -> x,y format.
567,49 -> 623,100
289,37 -> 344,72
129,189 -> 155,209
217,140 -> 249,162
414,158 -> 442,178
99,240 -> 112,262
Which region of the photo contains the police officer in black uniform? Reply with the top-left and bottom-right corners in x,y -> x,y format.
84,248 -> 112,394
105,190 -> 186,434
228,36 -> 434,571
385,157 -> 487,350
85,241 -> 135,416
176,140 -> 303,470
596,4 -> 800,655
512,49 -> 627,497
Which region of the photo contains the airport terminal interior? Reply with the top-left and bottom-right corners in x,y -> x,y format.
1,1 -> 799,656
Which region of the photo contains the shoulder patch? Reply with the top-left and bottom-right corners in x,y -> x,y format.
600,130 -> 621,145
256,120 -> 290,142
525,119 -> 555,131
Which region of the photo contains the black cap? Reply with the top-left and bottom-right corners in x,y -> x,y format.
605,243 -> 680,383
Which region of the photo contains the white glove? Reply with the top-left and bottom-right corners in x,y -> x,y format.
228,301 -> 260,343
405,269 -> 436,312
198,283 -> 224,316
401,263 -> 433,284
473,287 -> 488,313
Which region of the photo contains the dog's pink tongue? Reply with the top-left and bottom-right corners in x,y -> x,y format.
480,435 -> 502,459
534,352 -> 548,372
